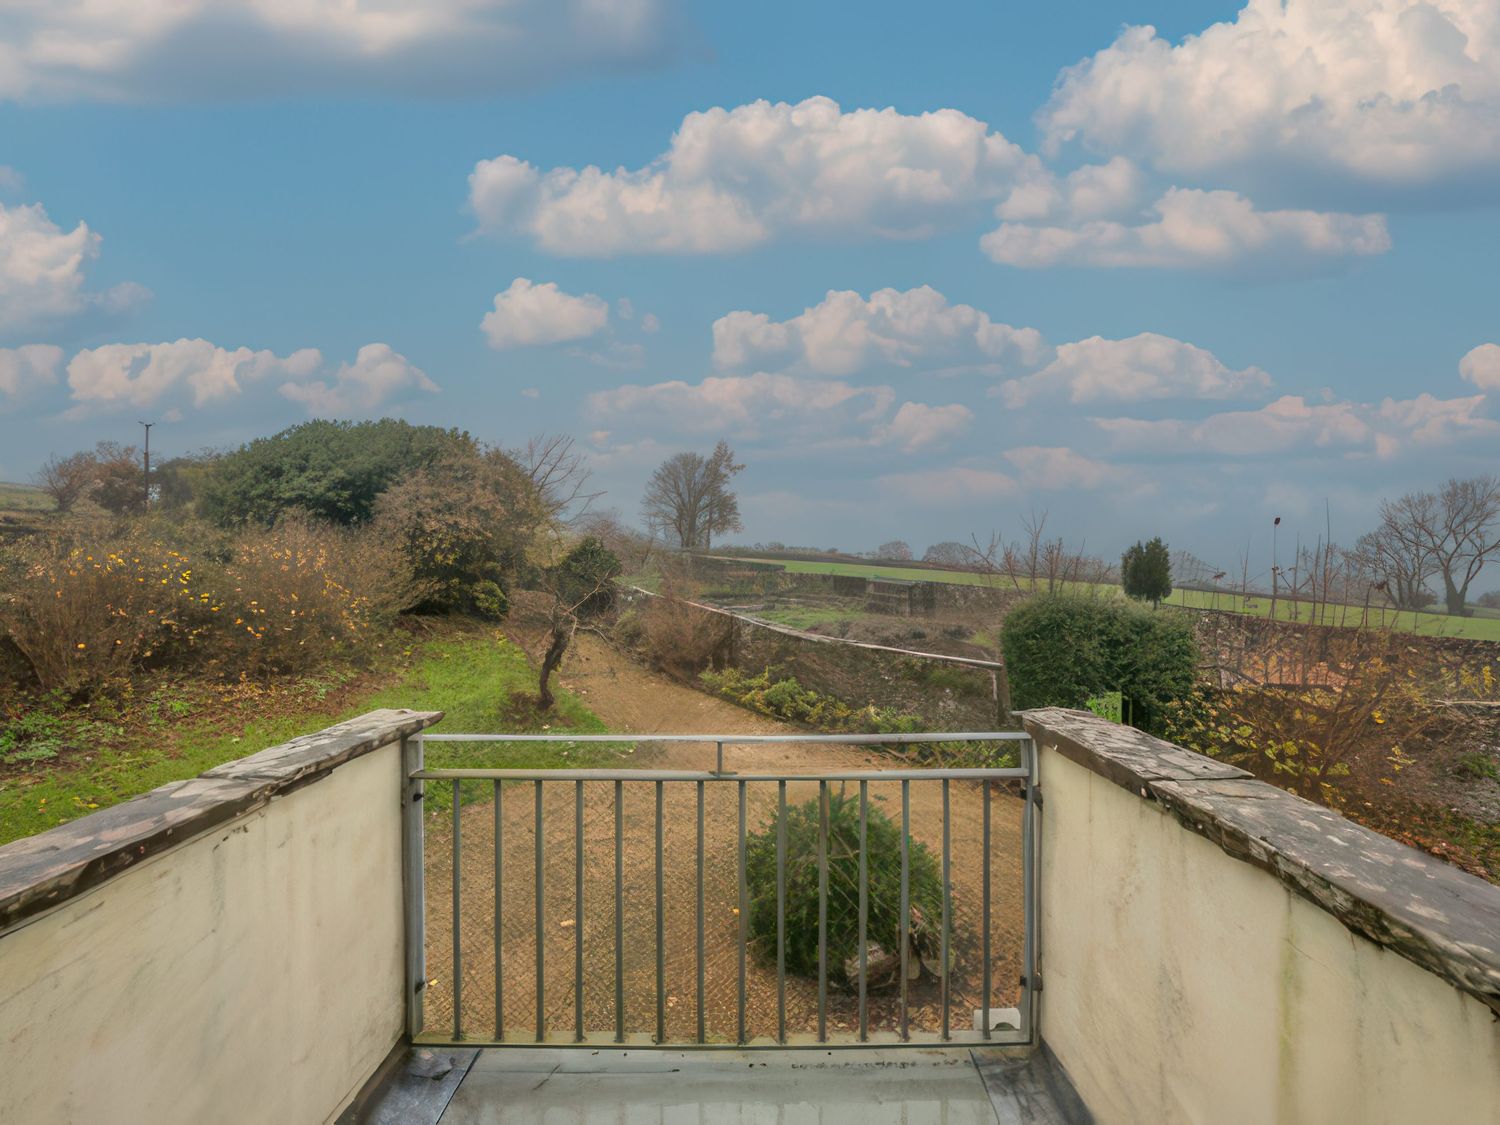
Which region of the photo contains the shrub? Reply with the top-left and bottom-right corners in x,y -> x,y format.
638,588 -> 732,676
208,518 -> 402,676
1000,594 -> 1197,736
372,448 -> 543,616
699,666 -> 925,734
0,518 -> 216,692
552,536 -> 622,617
745,790 -> 943,984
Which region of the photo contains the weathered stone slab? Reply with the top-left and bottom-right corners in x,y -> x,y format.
1020,706 -> 1250,794
0,708 -> 443,934
202,708 -> 442,789
1020,707 -> 1500,1016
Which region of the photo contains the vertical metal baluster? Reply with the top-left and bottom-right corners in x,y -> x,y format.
1021,737 -> 1037,1043
575,780 -> 584,1043
696,779 -> 706,1045
401,736 -> 426,1042
737,780 -> 748,1045
655,781 -> 665,1044
534,780 -> 544,1043
452,779 -> 463,1040
817,781 -> 829,1043
858,780 -> 869,1043
501,780 -> 513,1044
941,778 -> 951,1042
614,779 -> 624,1044
716,740 -> 724,774
982,772 -> 992,1041
899,778 -> 910,1042
776,779 -> 787,1044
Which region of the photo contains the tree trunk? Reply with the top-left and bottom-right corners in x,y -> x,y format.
1444,573 -> 1466,616
538,621 -> 572,709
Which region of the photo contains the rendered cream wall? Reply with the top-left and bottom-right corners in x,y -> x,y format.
1037,747 -> 1500,1124
0,742 -> 405,1125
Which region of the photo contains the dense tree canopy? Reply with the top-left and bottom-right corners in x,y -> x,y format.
199,419 -> 474,527
1121,537 -> 1172,606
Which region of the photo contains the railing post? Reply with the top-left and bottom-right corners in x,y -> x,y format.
400,734 -> 426,1041
1020,735 -> 1041,1045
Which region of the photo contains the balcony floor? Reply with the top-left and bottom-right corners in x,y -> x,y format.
353,1045 -> 1090,1125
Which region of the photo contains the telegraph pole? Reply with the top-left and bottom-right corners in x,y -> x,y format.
139,421 -> 153,512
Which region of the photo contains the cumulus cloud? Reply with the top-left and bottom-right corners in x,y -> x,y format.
1040,0 -> 1500,202
712,286 -> 1048,376
470,96 -> 1040,255
0,344 -> 64,406
64,338 -> 435,416
983,188 -> 1390,274
1459,343 -> 1500,392
999,332 -> 1271,408
1095,392 -> 1499,459
586,372 -> 893,437
1003,446 -> 1116,490
0,0 -> 680,101
873,402 -> 974,452
278,343 -> 439,415
0,200 -> 147,335
481,278 -> 610,349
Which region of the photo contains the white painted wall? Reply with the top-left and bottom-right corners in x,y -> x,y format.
1037,747 -> 1500,1125
0,742 -> 405,1125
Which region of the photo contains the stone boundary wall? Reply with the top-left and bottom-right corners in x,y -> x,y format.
0,708 -> 443,1125
1022,707 -> 1500,1123
624,587 -> 1006,729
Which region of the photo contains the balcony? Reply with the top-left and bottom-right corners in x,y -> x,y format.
1,708 -> 1496,1123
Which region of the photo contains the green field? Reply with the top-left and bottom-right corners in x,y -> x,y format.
0,626 -> 622,845
0,481 -> 52,512
727,556 -> 1500,642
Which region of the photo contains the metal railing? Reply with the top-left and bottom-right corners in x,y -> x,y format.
401,732 -> 1039,1050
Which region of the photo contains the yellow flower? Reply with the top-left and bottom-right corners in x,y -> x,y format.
76,642 -> 86,649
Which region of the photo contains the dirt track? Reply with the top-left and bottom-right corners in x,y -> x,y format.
421,635 -> 1024,1043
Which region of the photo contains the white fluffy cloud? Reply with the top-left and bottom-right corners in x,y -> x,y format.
873,402 -> 974,453
1095,392 -> 1499,459
712,286 -> 1048,376
470,96 -> 1040,255
0,200 -> 147,335
1040,0 -> 1500,201
999,332 -> 1271,408
278,343 -> 439,414
586,372 -> 893,437
0,1 -> 678,101
65,338 -> 435,416
481,278 -> 610,349
0,344 -> 64,406
1459,343 -> 1500,392
983,187 -> 1390,273
586,371 -> 970,454
1003,446 -> 1116,490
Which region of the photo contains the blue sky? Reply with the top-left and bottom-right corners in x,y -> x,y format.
1,0 -> 1497,585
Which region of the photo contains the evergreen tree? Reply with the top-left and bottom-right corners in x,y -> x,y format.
1121,537 -> 1172,607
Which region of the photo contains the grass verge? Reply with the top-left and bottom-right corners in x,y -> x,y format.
0,621 -> 624,845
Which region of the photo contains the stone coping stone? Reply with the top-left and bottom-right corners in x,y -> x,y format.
0,708 -> 442,935
1020,707 -> 1500,1016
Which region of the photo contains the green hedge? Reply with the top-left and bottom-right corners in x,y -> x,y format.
1001,594 -> 1197,736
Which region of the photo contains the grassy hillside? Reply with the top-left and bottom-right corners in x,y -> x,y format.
0,624 -> 622,845
724,555 -> 1500,642
0,481 -> 52,512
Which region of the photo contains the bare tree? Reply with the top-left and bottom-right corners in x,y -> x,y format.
640,441 -> 744,549
1355,520 -> 1435,611
875,539 -> 913,561
517,433 -> 603,523
33,451 -> 94,512
1377,476 -> 1500,615
923,541 -> 982,567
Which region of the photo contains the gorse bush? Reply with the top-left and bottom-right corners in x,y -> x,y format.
1001,594 -> 1197,736
0,515 -> 401,691
745,790 -> 943,984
